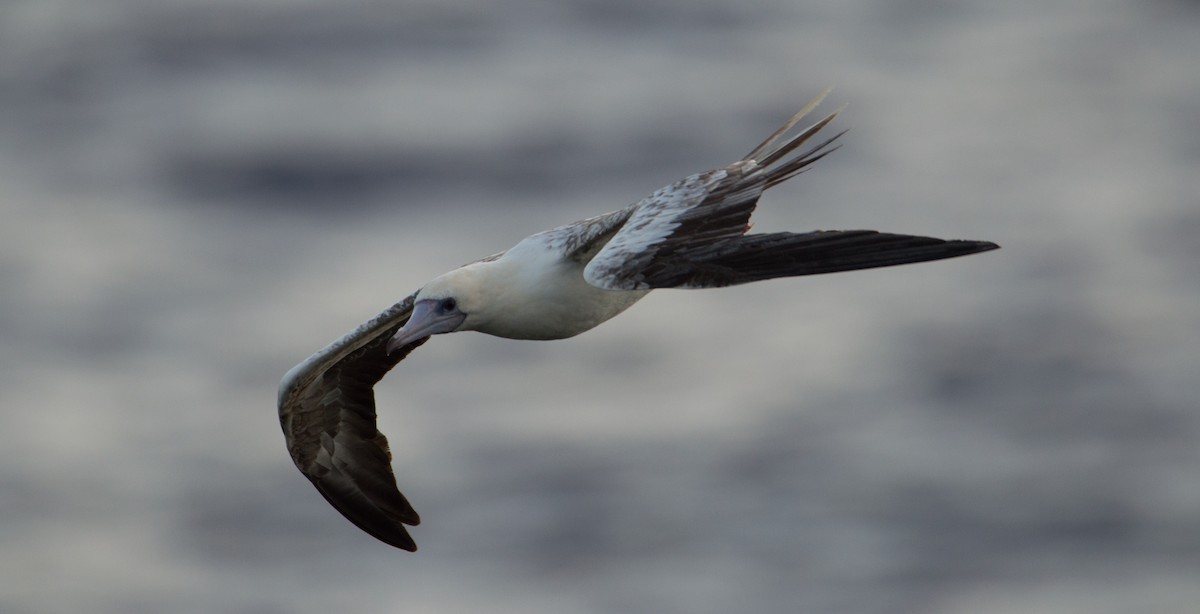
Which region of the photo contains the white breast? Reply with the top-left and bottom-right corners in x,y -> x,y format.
471,235 -> 649,340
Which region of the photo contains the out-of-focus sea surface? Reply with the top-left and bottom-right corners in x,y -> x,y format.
3,1 -> 1199,612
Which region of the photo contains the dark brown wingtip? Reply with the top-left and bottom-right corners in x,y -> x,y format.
948,239 -> 1001,256
312,474 -> 421,551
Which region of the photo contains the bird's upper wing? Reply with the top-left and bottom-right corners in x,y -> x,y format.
581,164 -> 768,290
278,292 -> 428,551
583,94 -> 843,291
581,92 -> 999,290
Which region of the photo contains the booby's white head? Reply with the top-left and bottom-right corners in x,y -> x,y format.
386,267 -> 487,354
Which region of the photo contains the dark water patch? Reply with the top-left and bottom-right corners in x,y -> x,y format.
38,4 -> 500,77
171,462 -> 352,564
163,146 -> 444,208
566,0 -> 761,30
447,443 -> 631,568
907,304 -> 1194,445
1143,206 -> 1200,288
159,127 -> 712,212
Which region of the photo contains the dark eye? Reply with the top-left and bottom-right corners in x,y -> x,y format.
438,298 -> 457,314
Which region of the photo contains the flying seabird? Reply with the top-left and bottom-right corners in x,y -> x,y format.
278,91 -> 999,551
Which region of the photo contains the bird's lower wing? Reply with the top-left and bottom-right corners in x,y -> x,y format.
278,293 -> 427,551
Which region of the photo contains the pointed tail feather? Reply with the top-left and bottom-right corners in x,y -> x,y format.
741,88 -> 847,189
744,87 -> 834,161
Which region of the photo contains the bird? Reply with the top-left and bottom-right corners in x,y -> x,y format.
278,90 -> 999,551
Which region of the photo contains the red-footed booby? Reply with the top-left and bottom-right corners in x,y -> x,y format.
278,91 -> 999,551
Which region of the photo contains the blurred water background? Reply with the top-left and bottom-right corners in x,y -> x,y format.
3,1 -> 1200,612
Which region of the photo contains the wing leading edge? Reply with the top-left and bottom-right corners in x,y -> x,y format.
278,292 -> 428,551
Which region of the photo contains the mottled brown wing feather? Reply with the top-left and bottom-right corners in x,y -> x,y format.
583,98 -> 844,291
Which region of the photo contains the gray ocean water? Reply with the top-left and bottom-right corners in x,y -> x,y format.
3,1 -> 1200,612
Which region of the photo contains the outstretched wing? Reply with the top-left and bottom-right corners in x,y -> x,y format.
278,292 -> 428,551
582,92 -> 998,290
584,92 -> 844,290
630,229 -> 999,289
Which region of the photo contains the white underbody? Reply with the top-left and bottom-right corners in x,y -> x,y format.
436,233 -> 650,340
